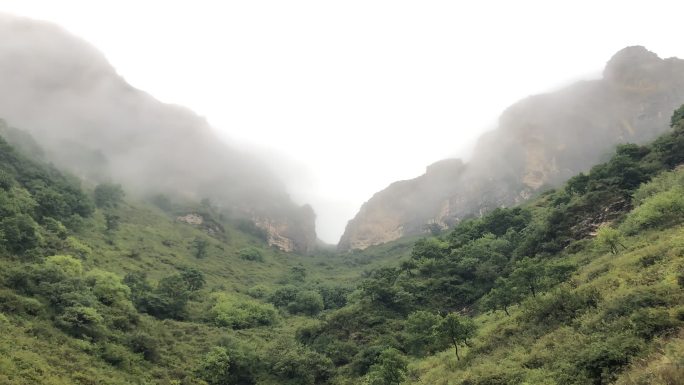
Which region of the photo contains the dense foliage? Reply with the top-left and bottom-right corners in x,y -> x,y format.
0,105 -> 683,385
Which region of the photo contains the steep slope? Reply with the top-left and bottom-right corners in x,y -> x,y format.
302,109 -> 684,384
0,131 -> 371,385
0,14 -> 316,253
339,46 -> 684,250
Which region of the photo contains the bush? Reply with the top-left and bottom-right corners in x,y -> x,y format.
100,343 -> 131,368
621,187 -> 684,233
196,347 -> 231,385
403,311 -> 442,356
269,285 -> 300,308
93,183 -> 125,209
56,306 -> 105,340
521,288 -> 596,327
141,274 -> 190,320
0,290 -> 44,316
128,331 -> 160,362
86,270 -> 131,306
629,308 -> 678,338
363,348 -> 408,385
287,290 -> 324,316
267,339 -> 333,385
247,285 -> 268,299
238,247 -> 264,262
0,214 -> 42,254
210,293 -> 277,329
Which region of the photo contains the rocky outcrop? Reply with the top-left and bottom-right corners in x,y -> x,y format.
0,15 -> 317,253
176,214 -> 204,226
339,46 -> 684,251
251,204 -> 317,253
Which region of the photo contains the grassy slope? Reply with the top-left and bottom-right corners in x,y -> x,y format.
2,108 -> 684,385
409,225 -> 683,384
0,176 -> 416,385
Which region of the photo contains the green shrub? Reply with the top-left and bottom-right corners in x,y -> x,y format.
56,306 -> 105,340
86,270 -> 131,306
621,187 -> 684,234
403,311 -> 442,356
196,347 -> 231,385
247,285 -> 268,299
127,331 -> 160,362
629,308 -> 678,338
0,290 -> 44,316
210,293 -> 277,329
287,290 -> 324,316
267,339 -> 333,385
100,343 -> 131,368
521,288 -> 596,327
93,183 -> 125,209
238,247 -> 264,262
363,347 -> 408,385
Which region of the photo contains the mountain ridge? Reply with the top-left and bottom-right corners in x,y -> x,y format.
339,45 -> 684,250
0,14 -> 318,254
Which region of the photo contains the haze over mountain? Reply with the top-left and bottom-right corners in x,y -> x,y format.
0,14 -> 317,253
339,46 -> 684,250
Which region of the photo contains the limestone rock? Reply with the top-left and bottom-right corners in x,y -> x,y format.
339,46 -> 684,251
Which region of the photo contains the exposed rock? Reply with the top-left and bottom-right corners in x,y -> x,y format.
251,204 -> 317,254
339,46 -> 684,251
176,214 -> 204,225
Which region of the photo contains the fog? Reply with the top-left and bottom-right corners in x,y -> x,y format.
2,1 -> 684,243
0,15 -> 309,226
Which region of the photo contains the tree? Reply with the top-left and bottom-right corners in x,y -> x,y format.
94,183 -> 125,209
56,306 -> 105,340
404,311 -> 442,356
196,347 -> 231,385
481,278 -> 520,316
180,267 -> 206,291
210,294 -> 278,329
670,104 -> 684,127
142,274 -> 190,319
104,212 -> 120,232
192,237 -> 209,259
509,257 -> 544,298
0,213 -> 42,254
86,269 -> 131,306
363,348 -> 408,385
287,290 -> 324,316
411,237 -> 449,260
290,265 -> 307,281
238,247 -> 264,262
595,226 -> 626,254
436,313 -> 476,360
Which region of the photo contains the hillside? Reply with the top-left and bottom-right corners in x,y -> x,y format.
339,46 -> 684,251
1,99 -> 683,385
0,126 -> 394,385
301,105 -> 684,384
0,14 -> 316,254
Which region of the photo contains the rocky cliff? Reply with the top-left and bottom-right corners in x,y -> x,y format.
0,14 -> 317,253
339,46 -> 684,251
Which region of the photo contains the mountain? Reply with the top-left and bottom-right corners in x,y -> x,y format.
339,46 -> 684,250
3,104 -> 681,385
0,14 -> 317,253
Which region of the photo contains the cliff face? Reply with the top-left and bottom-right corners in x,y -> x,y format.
0,15 -> 317,253
339,46 -> 684,251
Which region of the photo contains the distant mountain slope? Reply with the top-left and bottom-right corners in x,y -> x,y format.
339,46 -> 684,250
0,14 -> 316,253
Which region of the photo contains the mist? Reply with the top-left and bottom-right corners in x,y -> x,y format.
0,14 -> 320,252
3,1 -> 684,245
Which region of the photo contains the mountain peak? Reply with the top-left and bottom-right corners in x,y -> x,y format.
603,45 -> 662,84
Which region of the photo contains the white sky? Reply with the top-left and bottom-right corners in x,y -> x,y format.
2,0 -> 684,243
